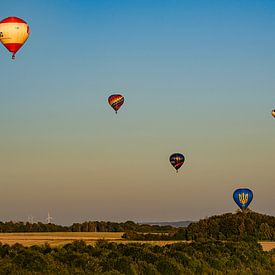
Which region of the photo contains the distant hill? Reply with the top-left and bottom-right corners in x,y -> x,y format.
123,210 -> 275,241
141,221 -> 193,228
183,210 -> 275,241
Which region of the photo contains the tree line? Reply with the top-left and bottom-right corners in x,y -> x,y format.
0,240 -> 273,274
123,211 -> 275,241
0,220 -> 174,233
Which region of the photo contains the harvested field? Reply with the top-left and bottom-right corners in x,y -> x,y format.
0,233 -> 274,251
0,232 -> 187,247
0,232 -> 123,246
259,242 -> 275,252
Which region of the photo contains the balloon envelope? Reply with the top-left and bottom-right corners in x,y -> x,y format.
108,94 -> 124,113
0,17 -> 30,59
233,188 -> 253,210
169,153 -> 185,172
272,110 -> 275,118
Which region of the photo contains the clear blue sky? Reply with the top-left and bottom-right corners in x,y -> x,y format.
0,0 -> 274,224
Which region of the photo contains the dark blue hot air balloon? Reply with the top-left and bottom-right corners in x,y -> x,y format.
233,188 -> 253,210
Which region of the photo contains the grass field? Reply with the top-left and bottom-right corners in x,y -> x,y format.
0,233 -> 274,251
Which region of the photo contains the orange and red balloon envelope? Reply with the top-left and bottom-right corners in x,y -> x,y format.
0,17 -> 30,59
108,94 -> 124,113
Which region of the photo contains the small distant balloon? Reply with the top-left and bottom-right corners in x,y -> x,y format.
233,188 -> 253,210
108,94 -> 124,114
0,16 -> 30,59
271,109 -> 275,118
169,153 -> 185,173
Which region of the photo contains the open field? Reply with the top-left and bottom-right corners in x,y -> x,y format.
0,233 -> 274,251
259,242 -> 275,252
0,232 -> 185,247
0,232 -> 123,246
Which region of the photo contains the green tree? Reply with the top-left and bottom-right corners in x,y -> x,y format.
259,223 -> 273,240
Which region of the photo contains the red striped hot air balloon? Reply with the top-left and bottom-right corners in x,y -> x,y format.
108,94 -> 124,114
0,17 -> 30,60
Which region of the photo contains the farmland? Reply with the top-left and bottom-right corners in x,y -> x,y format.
260,241 -> 275,251
0,232 -> 274,251
0,232 -> 186,247
0,232 -> 123,247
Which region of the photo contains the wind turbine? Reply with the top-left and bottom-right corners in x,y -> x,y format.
46,211 -> 53,224
27,215 -> 34,223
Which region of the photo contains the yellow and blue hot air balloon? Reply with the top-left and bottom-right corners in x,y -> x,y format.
108,94 -> 124,114
169,153 -> 185,173
233,188 -> 253,210
0,16 -> 30,59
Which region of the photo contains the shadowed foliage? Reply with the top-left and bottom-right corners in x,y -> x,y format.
0,240 -> 273,274
123,211 -> 275,241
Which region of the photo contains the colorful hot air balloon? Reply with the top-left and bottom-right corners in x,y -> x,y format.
0,16 -> 30,59
108,94 -> 124,114
233,188 -> 253,210
169,153 -> 185,173
271,109 -> 275,118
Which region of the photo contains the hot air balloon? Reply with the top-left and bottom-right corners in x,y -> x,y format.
233,188 -> 253,210
169,153 -> 185,173
272,109 -> 275,118
0,16 -> 30,59
108,94 -> 124,114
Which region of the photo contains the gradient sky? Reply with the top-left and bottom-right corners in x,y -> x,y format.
0,0 -> 274,225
